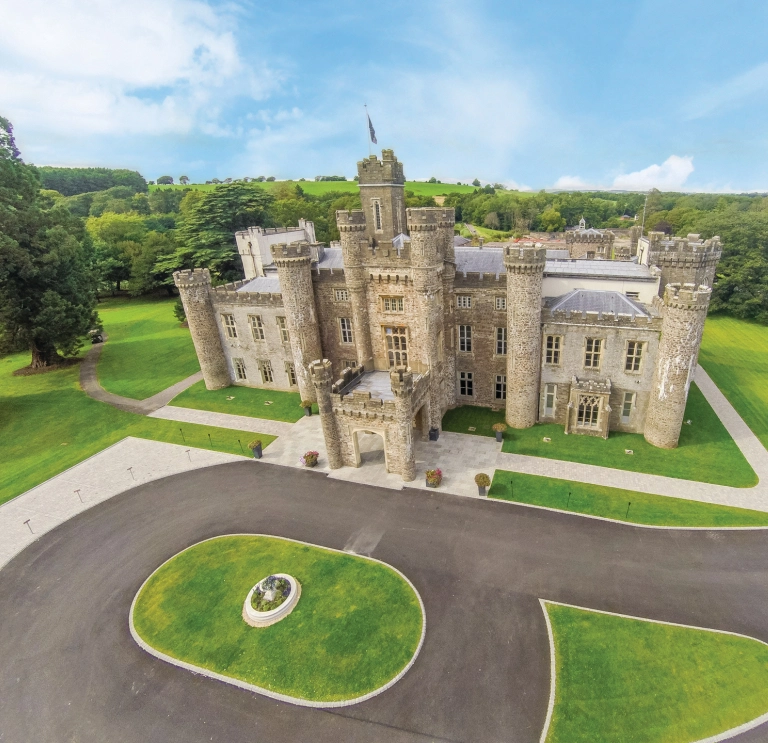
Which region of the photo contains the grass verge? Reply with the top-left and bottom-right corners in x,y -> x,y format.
489,470 -> 768,527
169,380 -> 317,421
543,602 -> 768,743
0,352 -> 273,506
97,296 -> 199,399
442,384 -> 757,487
131,535 -> 423,702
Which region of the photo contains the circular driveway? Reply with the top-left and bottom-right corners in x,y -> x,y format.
2,461 -> 768,742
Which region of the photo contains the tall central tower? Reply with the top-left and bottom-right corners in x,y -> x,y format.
357,149 -> 408,245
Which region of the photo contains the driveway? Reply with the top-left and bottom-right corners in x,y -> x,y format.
2,462 -> 768,742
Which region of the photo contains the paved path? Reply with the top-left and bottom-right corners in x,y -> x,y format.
3,463 -> 768,743
79,337 -> 203,414
149,405 -> 295,436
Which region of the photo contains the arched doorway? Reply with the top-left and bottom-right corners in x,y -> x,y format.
351,428 -> 388,471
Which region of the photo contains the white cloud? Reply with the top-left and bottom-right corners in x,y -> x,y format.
611,155 -> 694,191
553,175 -> 592,190
684,62 -> 768,120
0,0 -> 279,139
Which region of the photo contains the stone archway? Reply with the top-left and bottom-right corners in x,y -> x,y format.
351,427 -> 389,471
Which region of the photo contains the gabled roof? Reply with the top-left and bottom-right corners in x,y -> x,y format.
237,276 -> 282,293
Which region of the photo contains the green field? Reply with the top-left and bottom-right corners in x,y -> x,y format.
170,381 -> 317,421
97,297 -> 199,399
0,352 -> 273,505
442,384 -> 757,487
700,316 -> 768,449
489,471 -> 768,527
131,535 -> 423,702
543,603 -> 768,743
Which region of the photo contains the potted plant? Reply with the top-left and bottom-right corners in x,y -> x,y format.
300,400 -> 313,417
425,468 -> 442,488
301,450 -> 319,467
248,439 -> 263,459
492,422 -> 507,443
475,472 -> 491,496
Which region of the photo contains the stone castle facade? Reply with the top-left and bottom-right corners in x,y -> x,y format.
175,150 -> 722,481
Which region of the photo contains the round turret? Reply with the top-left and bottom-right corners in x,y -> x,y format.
309,359 -> 342,469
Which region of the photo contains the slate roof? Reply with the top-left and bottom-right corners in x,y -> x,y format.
544,289 -> 650,316
453,236 -> 471,246
316,247 -> 345,270
237,276 -> 282,293
543,259 -> 655,280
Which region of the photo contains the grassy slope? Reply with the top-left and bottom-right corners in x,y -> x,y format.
699,316 -> 768,449
132,535 -> 423,701
545,603 -> 768,743
0,352 -> 274,506
97,297 -> 199,399
442,384 -> 756,487
169,381 -> 317,421
489,471 -> 768,527
149,180 -> 479,196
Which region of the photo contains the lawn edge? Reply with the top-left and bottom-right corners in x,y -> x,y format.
538,599 -> 768,743
129,533 -> 426,708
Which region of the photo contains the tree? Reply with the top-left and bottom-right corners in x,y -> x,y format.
36,166 -> 147,196
472,178 -> 481,187
0,117 -> 99,367
179,175 -> 190,185
536,208 -> 566,232
266,176 -> 276,182
156,175 -> 174,185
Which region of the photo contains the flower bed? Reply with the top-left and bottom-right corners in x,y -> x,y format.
251,574 -> 291,612
243,572 -> 301,628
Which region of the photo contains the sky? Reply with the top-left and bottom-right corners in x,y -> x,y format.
1,0 -> 767,192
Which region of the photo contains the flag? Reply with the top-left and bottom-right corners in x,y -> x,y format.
367,112 -> 377,144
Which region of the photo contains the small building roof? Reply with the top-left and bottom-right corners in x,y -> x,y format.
545,289 -> 650,317
543,259 -> 655,281
316,247 -> 345,270
453,235 -> 471,247
237,276 -> 282,293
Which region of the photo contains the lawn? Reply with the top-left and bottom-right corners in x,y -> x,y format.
543,602 -> 768,743
131,535 -> 424,702
169,380 -> 317,421
96,296 -> 199,399
0,352 -> 274,506
489,471 -> 768,527
700,316 -> 768,450
442,384 -> 757,487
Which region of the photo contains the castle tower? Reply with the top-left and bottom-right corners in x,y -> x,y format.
646,232 -> 722,295
504,245 -> 547,428
309,359 -> 343,469
439,209 -> 457,410
336,209 -> 374,369
390,366 -> 416,481
270,243 -> 323,403
173,268 -> 229,390
644,283 -> 712,449
357,150 -> 407,245
407,207 -> 448,431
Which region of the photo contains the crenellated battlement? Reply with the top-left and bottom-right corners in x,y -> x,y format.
663,282 -> 712,310
270,241 -> 313,266
565,231 -> 614,245
173,268 -> 212,287
336,210 -> 367,232
406,208 -> 440,231
357,150 -> 405,185
647,232 -> 721,259
503,243 -> 547,273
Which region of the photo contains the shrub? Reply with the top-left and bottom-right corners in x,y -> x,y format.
248,439 -> 262,449
173,297 -> 186,323
492,422 -> 508,432
425,468 -> 442,486
300,400 -> 313,408
475,473 -> 491,487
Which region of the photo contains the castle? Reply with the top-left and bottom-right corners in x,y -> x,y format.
175,150 -> 722,481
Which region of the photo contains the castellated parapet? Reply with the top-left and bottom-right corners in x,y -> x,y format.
309,359 -> 343,469
336,210 -> 367,233
357,149 -> 405,184
270,242 -> 323,403
504,245 -> 547,428
173,268 -> 230,390
644,283 -> 712,449
646,232 -> 722,293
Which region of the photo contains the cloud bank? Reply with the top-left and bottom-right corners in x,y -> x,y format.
554,156 -> 694,191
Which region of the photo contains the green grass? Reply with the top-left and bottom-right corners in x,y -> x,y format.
466,223 -> 516,240
169,380 -> 317,421
96,296 -> 199,399
0,352 -> 274,506
442,384 -> 757,487
700,316 -> 768,450
489,470 -> 768,527
544,602 -> 768,743
148,180 -> 479,196
131,535 -> 423,702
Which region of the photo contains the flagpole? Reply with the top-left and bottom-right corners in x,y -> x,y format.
364,104 -> 371,157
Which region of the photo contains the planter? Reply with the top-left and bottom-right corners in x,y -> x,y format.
478,486 -> 487,497
304,407 -> 312,417
242,573 -> 301,628
305,461 -> 317,468
251,445 -> 262,459
426,481 -> 438,488
495,431 -> 503,443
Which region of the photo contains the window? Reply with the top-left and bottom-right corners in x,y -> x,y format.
621,392 -> 635,423
577,394 -> 600,427
260,360 -> 274,383
459,371 -> 473,396
222,313 -> 237,339
625,341 -> 643,372
339,317 -> 354,344
495,296 -> 506,311
384,326 -> 408,367
286,362 -> 297,386
584,338 -> 602,368
626,291 -> 640,300
544,384 -> 556,417
382,296 -> 404,312
276,316 -> 289,343
459,325 -> 472,352
437,329 -> 444,362
373,200 -> 382,231
495,374 -> 506,400
249,315 -> 264,341
496,327 -> 507,355
335,289 -> 350,301
342,359 -> 357,370
545,335 -> 561,365
457,295 -> 472,309
233,358 -> 246,380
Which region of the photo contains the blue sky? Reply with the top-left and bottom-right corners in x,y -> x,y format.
1,0 -> 767,191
